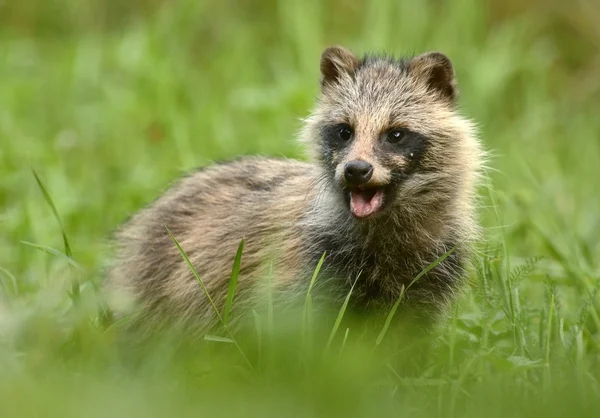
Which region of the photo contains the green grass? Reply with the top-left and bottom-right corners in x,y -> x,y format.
1,0 -> 600,416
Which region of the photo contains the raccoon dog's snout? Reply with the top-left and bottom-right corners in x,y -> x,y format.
344,160 -> 373,185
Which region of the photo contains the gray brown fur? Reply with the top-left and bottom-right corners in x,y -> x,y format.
105,46 -> 484,333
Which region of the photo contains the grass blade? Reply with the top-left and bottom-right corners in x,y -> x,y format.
252,309 -> 262,368
407,246 -> 457,291
20,241 -> 81,269
0,266 -> 18,296
375,246 -> 457,347
32,169 -> 72,258
303,251 -> 326,346
375,285 -> 406,347
167,228 -> 221,318
31,169 -> 79,300
340,327 -> 350,354
223,238 -> 244,325
267,261 -> 274,337
166,227 -> 254,371
102,314 -> 135,333
306,251 -> 326,304
326,273 -> 359,351
204,335 -> 235,344
545,292 -> 555,366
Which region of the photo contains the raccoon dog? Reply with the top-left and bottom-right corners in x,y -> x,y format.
106,46 -> 484,333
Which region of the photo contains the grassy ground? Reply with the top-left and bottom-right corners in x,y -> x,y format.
1,0 -> 600,416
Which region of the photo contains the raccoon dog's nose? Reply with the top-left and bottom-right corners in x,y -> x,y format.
344,160 -> 373,185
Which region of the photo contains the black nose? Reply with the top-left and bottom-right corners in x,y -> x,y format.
344,160 -> 373,185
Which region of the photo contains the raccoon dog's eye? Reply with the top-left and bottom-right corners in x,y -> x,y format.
387,129 -> 407,144
338,125 -> 353,141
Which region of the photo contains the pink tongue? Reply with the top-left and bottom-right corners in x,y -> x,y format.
350,189 -> 383,218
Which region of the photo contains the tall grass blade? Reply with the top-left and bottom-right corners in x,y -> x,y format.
545,292 -> 555,365
20,241 -> 81,268
267,261 -> 275,337
32,169 -> 72,258
31,169 -> 79,300
375,285 -> 405,348
303,251 -> 326,346
223,238 -> 244,325
204,335 -> 235,344
408,246 -> 456,290
252,309 -> 262,368
340,327 -> 350,354
375,246 -> 456,347
166,227 -> 253,371
305,251 -> 326,312
0,266 -> 18,297
326,273 -> 359,351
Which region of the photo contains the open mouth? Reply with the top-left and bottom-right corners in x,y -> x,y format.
349,186 -> 385,219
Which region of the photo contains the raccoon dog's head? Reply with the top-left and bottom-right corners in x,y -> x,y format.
302,46 -> 480,221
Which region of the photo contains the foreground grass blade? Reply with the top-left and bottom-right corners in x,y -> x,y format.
305,251 -> 326,309
326,273 -> 359,351
223,238 -> 244,325
375,285 -> 406,347
0,266 -> 18,297
32,169 -> 72,258
20,241 -> 81,269
303,251 -> 326,345
267,261 -> 274,337
375,246 -> 456,347
31,170 -> 79,300
102,315 -> 135,333
166,227 -> 253,371
340,328 -> 350,354
204,335 -> 235,343
545,292 -> 555,366
252,309 -> 262,368
408,246 -> 456,290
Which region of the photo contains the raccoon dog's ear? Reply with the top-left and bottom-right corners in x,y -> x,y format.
320,46 -> 360,88
409,52 -> 458,104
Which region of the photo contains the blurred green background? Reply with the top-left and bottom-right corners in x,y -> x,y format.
1,0 -> 599,417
